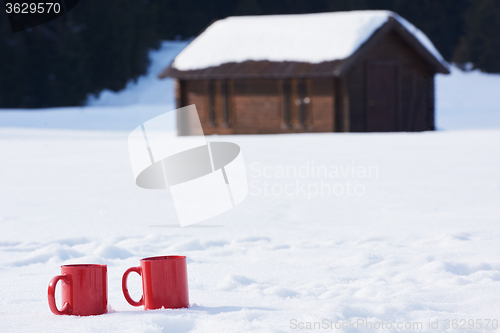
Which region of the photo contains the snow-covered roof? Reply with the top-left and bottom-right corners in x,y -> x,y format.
171,10 -> 448,72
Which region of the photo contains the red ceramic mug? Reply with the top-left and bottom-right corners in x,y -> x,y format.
48,264 -> 108,316
122,255 -> 189,310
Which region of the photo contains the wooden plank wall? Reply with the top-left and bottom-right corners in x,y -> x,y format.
232,79 -> 282,134
179,78 -> 336,135
310,78 -> 335,132
347,30 -> 435,132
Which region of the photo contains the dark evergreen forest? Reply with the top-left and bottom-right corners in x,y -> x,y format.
1,0 -> 499,108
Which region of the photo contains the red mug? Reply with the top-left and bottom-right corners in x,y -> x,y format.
48,264 -> 108,316
122,255 -> 189,310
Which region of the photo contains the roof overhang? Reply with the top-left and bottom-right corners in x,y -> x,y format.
334,17 -> 450,76
159,59 -> 343,80
159,17 -> 449,80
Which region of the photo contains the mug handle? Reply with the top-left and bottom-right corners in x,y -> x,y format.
122,266 -> 144,306
47,274 -> 72,315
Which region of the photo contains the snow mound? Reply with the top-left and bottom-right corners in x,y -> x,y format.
436,67 -> 500,130
172,10 -> 447,71
87,41 -> 188,106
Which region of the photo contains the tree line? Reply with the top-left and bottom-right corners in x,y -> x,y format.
0,0 -> 499,108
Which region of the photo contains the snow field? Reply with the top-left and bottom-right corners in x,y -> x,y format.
0,128 -> 499,332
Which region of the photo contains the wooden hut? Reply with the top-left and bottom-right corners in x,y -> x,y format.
159,10 -> 449,134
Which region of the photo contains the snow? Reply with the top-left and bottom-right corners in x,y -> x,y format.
172,10 -> 447,71
0,105 -> 174,131
87,41 -> 189,107
0,129 -> 499,332
436,67 -> 500,130
0,41 -> 499,332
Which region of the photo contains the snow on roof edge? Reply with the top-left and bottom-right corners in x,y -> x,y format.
171,10 -> 448,72
391,13 -> 449,71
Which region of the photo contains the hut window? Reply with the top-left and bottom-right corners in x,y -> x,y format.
282,79 -> 292,127
221,80 -> 230,126
208,80 -> 216,126
298,79 -> 309,127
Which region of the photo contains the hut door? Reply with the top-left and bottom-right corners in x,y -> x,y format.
366,61 -> 399,132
